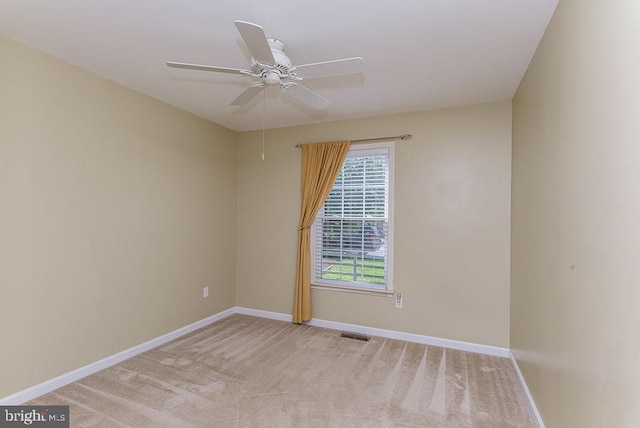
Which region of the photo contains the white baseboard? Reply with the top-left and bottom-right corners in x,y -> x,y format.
235,306 -> 510,358
0,307 -> 236,405
2,305 -> 512,405
234,307 -> 293,323
509,350 -> 545,428
309,318 -> 510,357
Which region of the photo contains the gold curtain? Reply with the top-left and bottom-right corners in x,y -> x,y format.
293,140 -> 351,323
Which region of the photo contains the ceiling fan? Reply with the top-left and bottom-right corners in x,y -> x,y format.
167,21 -> 365,110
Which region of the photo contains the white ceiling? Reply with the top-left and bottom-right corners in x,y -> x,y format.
0,0 -> 558,132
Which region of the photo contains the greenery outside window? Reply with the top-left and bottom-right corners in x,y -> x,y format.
311,141 -> 394,293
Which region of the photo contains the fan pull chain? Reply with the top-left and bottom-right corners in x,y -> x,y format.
261,87 -> 266,160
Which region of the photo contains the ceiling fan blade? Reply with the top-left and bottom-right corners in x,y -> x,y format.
234,21 -> 276,65
230,83 -> 265,106
167,61 -> 247,75
293,57 -> 365,80
282,83 -> 331,109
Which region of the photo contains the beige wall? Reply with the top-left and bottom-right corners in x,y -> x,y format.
0,37 -> 237,398
237,101 -> 512,347
511,0 -> 640,426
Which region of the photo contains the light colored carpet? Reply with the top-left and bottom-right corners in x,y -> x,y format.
30,314 -> 537,427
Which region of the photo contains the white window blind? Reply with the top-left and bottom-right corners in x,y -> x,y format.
311,142 -> 393,292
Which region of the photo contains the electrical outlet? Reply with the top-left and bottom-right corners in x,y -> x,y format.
395,293 -> 403,309
203,287 -> 209,298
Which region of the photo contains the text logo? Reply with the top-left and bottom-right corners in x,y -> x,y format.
0,406 -> 68,427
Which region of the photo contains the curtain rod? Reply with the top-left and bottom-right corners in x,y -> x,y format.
295,133 -> 412,148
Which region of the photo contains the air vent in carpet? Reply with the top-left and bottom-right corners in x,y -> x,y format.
340,331 -> 371,342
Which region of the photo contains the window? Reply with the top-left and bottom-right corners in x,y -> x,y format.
311,141 -> 393,293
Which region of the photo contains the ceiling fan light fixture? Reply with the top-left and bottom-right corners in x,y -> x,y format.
264,71 -> 281,86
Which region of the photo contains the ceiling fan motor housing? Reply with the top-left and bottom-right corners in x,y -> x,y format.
267,39 -> 291,67
250,38 -> 292,81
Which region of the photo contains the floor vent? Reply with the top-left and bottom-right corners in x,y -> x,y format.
340,331 -> 371,342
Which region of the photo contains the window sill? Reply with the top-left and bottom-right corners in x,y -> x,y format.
311,283 -> 394,297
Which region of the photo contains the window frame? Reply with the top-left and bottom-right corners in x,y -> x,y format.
310,141 -> 394,295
